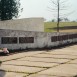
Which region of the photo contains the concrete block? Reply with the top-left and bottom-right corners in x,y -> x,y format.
0,18 -> 44,32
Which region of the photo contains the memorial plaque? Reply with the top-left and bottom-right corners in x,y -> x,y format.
58,36 -> 62,41
51,36 -> 58,42
73,34 -> 77,38
69,34 -> 73,39
1,37 -> 17,44
62,35 -> 65,40
19,37 -> 34,43
62,35 -> 68,40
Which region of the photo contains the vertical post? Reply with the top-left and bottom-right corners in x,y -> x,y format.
17,37 -> 19,44
57,0 -> 59,32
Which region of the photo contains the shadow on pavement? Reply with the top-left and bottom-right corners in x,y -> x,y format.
0,62 -> 6,77
0,70 -> 6,77
0,52 -> 9,56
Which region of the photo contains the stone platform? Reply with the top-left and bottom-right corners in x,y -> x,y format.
0,45 -> 77,77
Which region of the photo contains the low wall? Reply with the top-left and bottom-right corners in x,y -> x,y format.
0,18 -> 44,32
0,29 -> 77,50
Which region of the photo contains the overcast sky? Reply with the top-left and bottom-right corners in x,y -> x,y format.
19,0 -> 77,21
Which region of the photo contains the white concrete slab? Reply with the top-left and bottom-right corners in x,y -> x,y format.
38,64 -> 77,77
0,65 -> 45,74
17,57 -> 69,64
0,51 -> 44,61
0,71 -> 28,77
31,54 -> 77,59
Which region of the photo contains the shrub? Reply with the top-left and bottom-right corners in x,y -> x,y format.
74,75 -> 77,77
0,61 -> 2,64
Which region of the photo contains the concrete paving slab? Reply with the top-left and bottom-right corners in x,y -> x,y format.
46,54 -> 77,59
38,64 -> 77,77
45,50 -> 77,56
44,45 -> 77,56
0,51 -> 45,62
17,57 -> 69,64
3,60 -> 58,68
66,45 -> 77,50
69,59 -> 77,64
27,74 -> 58,77
0,71 -> 28,77
27,74 -> 72,77
31,54 -> 77,59
44,50 -> 74,55
0,65 -> 45,74
0,45 -> 77,77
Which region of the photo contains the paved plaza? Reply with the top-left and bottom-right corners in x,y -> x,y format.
0,45 -> 77,77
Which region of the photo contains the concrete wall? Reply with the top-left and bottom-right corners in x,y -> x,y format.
0,18 -> 44,32
0,29 -> 77,50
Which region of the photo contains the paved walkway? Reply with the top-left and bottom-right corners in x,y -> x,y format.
0,45 -> 77,77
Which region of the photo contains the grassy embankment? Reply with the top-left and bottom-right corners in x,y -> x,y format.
44,22 -> 77,32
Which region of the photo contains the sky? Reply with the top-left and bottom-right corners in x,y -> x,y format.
19,0 -> 77,21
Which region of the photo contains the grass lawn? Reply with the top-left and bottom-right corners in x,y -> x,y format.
44,22 -> 77,32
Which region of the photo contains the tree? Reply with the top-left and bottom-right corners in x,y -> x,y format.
48,0 -> 73,32
52,19 -> 55,22
64,18 -> 69,22
0,0 -> 22,21
59,18 -> 63,22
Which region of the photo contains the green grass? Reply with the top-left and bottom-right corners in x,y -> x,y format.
0,61 -> 2,65
44,22 -> 77,32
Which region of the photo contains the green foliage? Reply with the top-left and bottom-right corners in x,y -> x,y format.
0,61 -> 2,64
73,75 -> 77,77
51,19 -> 55,22
0,0 -> 21,20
